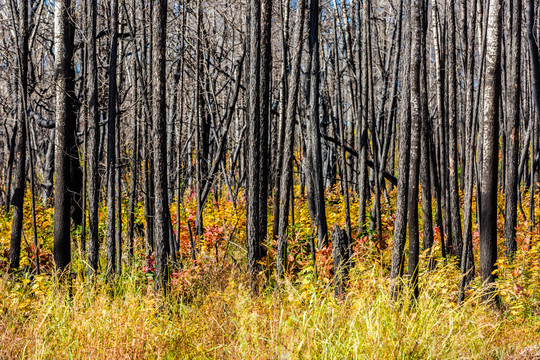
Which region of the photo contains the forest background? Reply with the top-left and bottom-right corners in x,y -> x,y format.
1,0 -> 540,358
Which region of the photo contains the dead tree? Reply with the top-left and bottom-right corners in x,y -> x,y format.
331,225 -> 349,297
479,0 -> 502,304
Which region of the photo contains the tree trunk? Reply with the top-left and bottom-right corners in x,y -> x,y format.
528,0 -> 540,117
420,0 -> 434,261
307,0 -> 328,249
366,1 -> 382,249
459,0 -> 478,302
356,3 -> 368,236
41,132 -> 55,205
143,2 -> 155,258
504,0 -> 521,258
106,0 -> 120,278
408,0 -> 422,300
195,0 -> 210,240
390,62 -> 411,300
272,0 -> 290,243
53,0 -> 74,273
9,0 -> 29,271
126,0 -> 139,259
331,4 -> 351,239
246,0 -> 263,291
258,0 -> 271,255
332,226 -> 349,297
432,3 -> 450,258
447,0 -> 463,259
153,0 -> 171,291
276,0 -> 306,280
479,0 -> 502,304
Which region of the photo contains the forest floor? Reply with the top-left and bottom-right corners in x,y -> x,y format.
1,187 -> 540,359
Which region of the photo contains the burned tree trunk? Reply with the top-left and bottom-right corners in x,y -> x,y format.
479,0 -> 502,304
246,0 -> 264,291
152,0 -> 172,291
390,45 -> 411,300
9,0 -> 29,271
331,225 -> 349,297
407,0 -> 422,300
258,0 -> 271,257
459,0 -> 478,302
106,0 -> 120,278
307,0 -> 328,249
276,0 -> 306,281
53,0 -> 75,272
447,0 -> 463,259
87,0 -> 100,274
504,0 -> 521,258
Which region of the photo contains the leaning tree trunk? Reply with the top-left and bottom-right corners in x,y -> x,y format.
307,0 -> 328,249
528,0 -> 540,117
276,0 -> 306,281
9,0 -> 29,271
459,0 -> 478,302
527,0 -> 540,236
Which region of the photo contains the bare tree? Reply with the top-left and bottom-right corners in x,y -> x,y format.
9,0 -> 29,271
306,0 -> 328,249
106,0 -> 120,278
152,0 -> 171,291
390,28 -> 411,299
504,0 -> 522,258
276,0 -> 306,281
87,0 -> 100,275
479,0 -> 502,304
407,0 -> 422,300
246,0 -> 264,290
53,0 -> 75,272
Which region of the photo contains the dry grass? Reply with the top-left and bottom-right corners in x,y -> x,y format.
1,189 -> 540,359
1,253 -> 539,360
